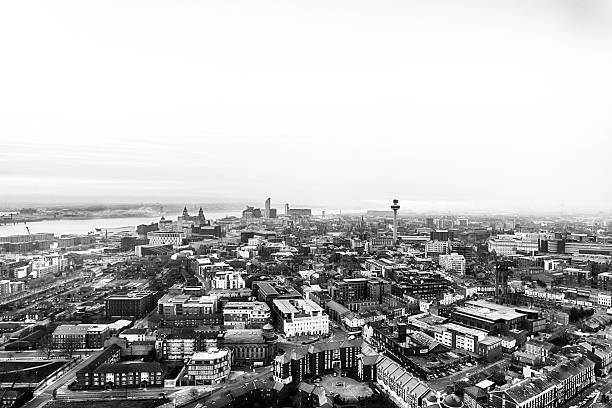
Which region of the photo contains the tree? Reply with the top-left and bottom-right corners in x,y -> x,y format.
40,335 -> 54,359
61,338 -> 80,358
490,370 -> 507,386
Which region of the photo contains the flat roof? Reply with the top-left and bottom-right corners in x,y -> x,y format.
273,298 -> 322,314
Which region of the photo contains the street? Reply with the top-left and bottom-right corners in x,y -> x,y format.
180,366 -> 273,408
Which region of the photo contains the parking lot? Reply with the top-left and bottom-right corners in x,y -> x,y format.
428,358 -> 510,391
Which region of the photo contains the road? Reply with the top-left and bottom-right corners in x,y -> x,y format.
23,355 -> 93,408
181,366 -> 273,408
54,387 -> 172,401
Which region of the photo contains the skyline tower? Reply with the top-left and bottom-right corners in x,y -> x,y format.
265,197 -> 271,218
391,199 -> 400,244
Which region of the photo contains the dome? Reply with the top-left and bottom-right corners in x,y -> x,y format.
426,394 -> 439,403
263,323 -> 274,331
442,394 -> 462,408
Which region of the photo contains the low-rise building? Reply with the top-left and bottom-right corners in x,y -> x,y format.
147,231 -> 186,246
490,355 -> 595,408
434,322 -> 487,353
222,301 -> 270,328
439,253 -> 466,275
105,291 -> 157,318
272,298 -> 329,338
186,348 -> 232,385
376,356 -> 435,408
213,270 -> 246,290
221,325 -> 277,367
579,339 -> 612,376
52,324 -> 110,349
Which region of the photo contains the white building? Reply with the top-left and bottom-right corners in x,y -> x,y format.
147,231 -> 186,246
223,301 -> 270,328
195,258 -> 232,276
213,270 -> 245,290
13,265 -> 29,279
439,252 -> 466,274
158,294 -> 218,316
488,233 -> 540,256
0,280 -> 9,296
272,298 -> 329,338
598,293 -> 612,307
186,348 -> 232,385
30,260 -> 59,279
434,322 -> 488,353
488,237 -> 518,256
544,259 -> 564,271
425,240 -> 449,256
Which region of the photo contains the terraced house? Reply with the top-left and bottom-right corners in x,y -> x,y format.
375,356 -> 435,408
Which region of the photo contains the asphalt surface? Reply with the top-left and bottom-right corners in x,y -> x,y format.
428,358 -> 510,391
181,366 -> 273,408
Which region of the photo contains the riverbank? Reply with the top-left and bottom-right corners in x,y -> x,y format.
0,213 -> 159,225
0,211 -> 243,237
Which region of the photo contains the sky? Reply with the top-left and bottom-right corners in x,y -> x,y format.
1,0 -> 611,213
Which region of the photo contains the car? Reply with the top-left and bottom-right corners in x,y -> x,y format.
333,372 -> 338,377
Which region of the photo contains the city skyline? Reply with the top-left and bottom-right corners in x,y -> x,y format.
3,2 -> 612,408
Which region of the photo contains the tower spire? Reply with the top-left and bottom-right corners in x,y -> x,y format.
391,199 -> 400,245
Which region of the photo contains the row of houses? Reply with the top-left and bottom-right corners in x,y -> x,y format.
489,355 -> 595,408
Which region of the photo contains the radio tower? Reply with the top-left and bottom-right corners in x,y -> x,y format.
391,199 -> 400,244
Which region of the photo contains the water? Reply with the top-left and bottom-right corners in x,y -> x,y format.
0,210 -> 243,237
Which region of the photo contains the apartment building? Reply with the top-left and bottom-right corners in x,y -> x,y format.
272,298 -> 329,338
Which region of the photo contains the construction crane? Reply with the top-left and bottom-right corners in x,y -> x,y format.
26,226 -> 31,235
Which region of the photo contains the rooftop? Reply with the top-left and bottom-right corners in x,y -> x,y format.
273,298 -> 323,315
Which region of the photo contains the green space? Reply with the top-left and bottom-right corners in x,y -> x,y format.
45,399 -> 168,408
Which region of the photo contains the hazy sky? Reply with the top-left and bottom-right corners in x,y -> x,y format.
1,0 -> 611,213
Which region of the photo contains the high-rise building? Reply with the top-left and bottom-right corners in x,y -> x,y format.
264,197 -> 271,218
426,218 -> 435,229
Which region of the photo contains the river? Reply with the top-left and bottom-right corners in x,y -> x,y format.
0,210 -> 243,237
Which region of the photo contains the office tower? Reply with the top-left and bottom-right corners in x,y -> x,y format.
265,197 -> 271,218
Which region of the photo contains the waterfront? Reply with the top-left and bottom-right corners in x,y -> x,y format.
0,211 -> 243,236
